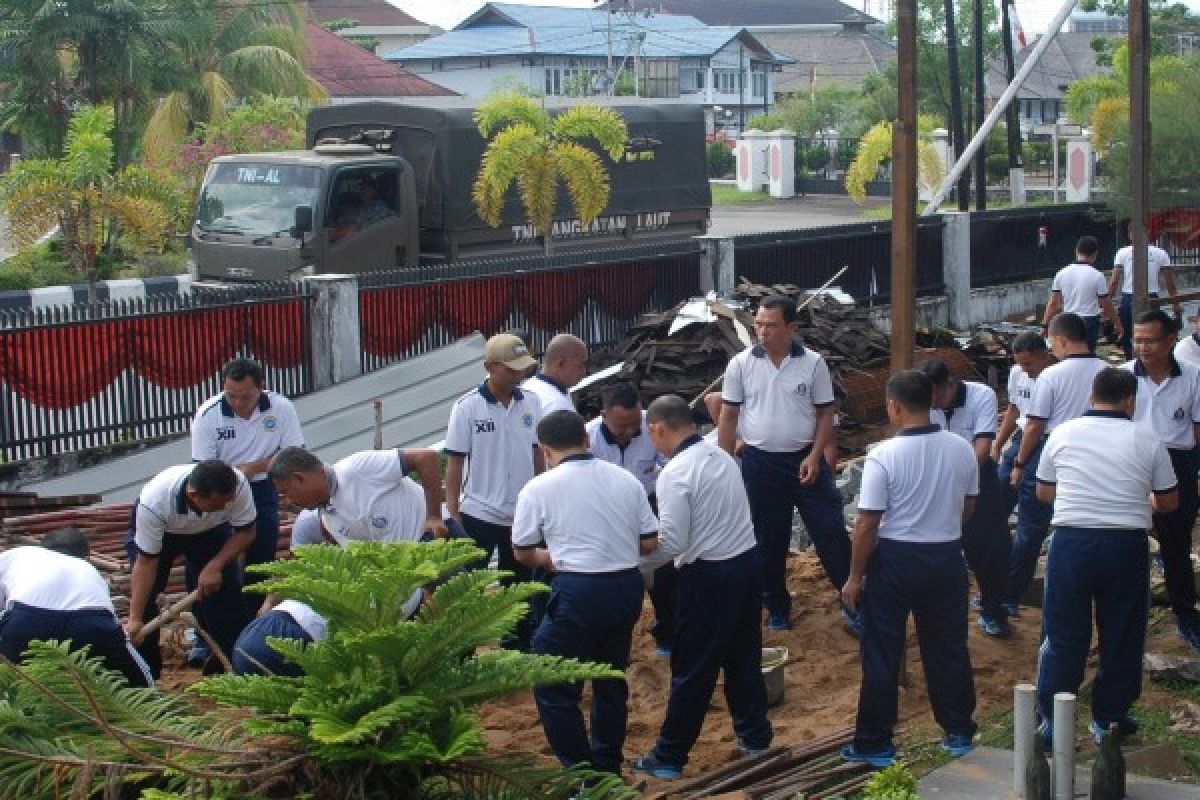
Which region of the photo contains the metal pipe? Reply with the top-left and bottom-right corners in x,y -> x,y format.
923,0 -> 1081,215
892,0 -> 918,371
1014,683 -> 1037,797
1052,692 -> 1076,800
373,399 -> 384,450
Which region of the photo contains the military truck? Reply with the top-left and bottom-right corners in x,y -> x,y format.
190,102 -> 711,282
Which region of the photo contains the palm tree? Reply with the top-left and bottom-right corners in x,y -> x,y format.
142,0 -> 326,158
472,92 -> 628,254
0,105 -> 177,299
0,0 -> 184,160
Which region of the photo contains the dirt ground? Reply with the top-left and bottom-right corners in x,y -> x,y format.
479,550 -> 1047,785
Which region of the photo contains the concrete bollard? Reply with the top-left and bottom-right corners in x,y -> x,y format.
1053,692 -> 1076,800
1014,683 -> 1037,797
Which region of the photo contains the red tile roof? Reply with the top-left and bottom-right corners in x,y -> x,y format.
307,0 -> 425,27
306,20 -> 457,97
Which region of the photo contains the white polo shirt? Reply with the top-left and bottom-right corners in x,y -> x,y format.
273,599 -> 328,642
445,382 -> 541,525
1051,262 -> 1109,317
1026,354 -> 1109,433
930,381 -> 998,443
858,426 -> 979,544
1007,366 -> 1036,430
512,454 -> 658,573
1038,411 -> 1177,530
316,450 -> 426,545
0,547 -> 114,612
1174,332 -> 1200,371
1114,245 -> 1171,295
521,373 -> 576,415
1122,357 -> 1200,450
656,436 -> 758,566
722,343 -> 835,452
191,391 -> 304,482
134,464 -> 256,555
586,413 -> 663,496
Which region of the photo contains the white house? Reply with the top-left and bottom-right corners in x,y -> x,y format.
383,3 -> 792,133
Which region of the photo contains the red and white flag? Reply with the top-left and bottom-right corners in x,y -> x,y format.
1006,0 -> 1028,50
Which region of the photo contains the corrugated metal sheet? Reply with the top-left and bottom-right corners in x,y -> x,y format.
24,335 -> 487,503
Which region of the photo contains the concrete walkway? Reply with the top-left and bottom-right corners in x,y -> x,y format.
919,746 -> 1199,799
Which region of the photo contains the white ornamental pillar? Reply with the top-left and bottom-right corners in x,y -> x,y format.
765,129 -> 796,199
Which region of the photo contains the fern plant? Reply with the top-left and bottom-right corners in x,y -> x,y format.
0,540 -> 637,800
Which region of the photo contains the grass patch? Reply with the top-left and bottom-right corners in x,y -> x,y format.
1131,704 -> 1200,776
710,183 -> 772,205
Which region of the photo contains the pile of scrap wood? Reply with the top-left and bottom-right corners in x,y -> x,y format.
0,491 -> 102,521
644,728 -> 872,800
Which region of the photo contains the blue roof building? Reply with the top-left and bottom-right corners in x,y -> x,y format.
383,3 -> 792,132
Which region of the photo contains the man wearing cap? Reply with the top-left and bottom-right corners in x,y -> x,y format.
523,334 -> 588,415
445,333 -> 546,650
1042,236 -> 1123,352
125,460 -> 257,677
586,382 -> 673,655
191,358 -> 304,600
0,528 -> 153,687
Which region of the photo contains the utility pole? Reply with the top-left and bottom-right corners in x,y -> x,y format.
973,0 -> 987,210
1130,0 -> 1151,315
892,0 -> 918,373
945,0 -> 970,211
1000,0 -> 1025,204
606,0 -> 614,95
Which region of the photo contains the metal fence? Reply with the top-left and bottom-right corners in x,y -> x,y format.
1152,207 -> 1200,266
0,285 -> 313,460
731,219 -> 947,301
358,242 -> 703,372
969,203 -> 1119,288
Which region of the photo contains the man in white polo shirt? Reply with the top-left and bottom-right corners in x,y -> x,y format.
126,460 -> 257,676
841,370 -> 980,768
992,333 -> 1058,615
233,597 -> 326,678
1175,317 -> 1200,370
267,446 -> 444,546
632,395 -> 772,780
1123,309 -> 1200,649
1042,236 -> 1123,352
1035,367 -> 1178,743
1011,313 -> 1109,493
585,382 -> 673,654
718,294 -> 853,633
0,529 -> 153,687
1110,225 -> 1180,360
522,333 -> 588,415
513,410 -> 658,776
191,358 -> 304,607
445,333 -> 545,650
919,359 -> 1010,638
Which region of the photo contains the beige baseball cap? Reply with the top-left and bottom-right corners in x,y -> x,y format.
484,333 -> 537,370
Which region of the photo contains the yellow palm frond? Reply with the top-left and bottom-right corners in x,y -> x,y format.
143,92 -> 193,160
201,71 -> 237,124
552,142 -> 609,224
474,92 -> 548,138
552,106 -> 628,160
517,151 -> 557,237
472,124 -> 543,227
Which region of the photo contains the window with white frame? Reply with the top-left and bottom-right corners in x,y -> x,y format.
751,71 -> 766,98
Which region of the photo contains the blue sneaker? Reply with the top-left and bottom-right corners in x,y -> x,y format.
970,595 -> 983,612
840,743 -> 896,768
978,614 -> 1012,639
1002,602 -> 1020,618
630,754 -> 682,780
941,733 -> 975,757
1036,719 -> 1053,753
767,614 -> 793,631
655,644 -> 672,658
841,607 -> 863,637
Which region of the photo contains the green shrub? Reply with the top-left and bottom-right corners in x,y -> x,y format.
707,141 -> 736,178
864,762 -> 920,800
0,540 -> 636,800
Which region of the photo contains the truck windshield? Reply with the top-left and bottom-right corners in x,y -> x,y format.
196,163 -> 320,235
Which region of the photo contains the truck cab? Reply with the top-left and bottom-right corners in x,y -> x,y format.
191,144 -> 419,282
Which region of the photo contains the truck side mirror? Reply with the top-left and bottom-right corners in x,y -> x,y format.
293,205 -> 313,238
